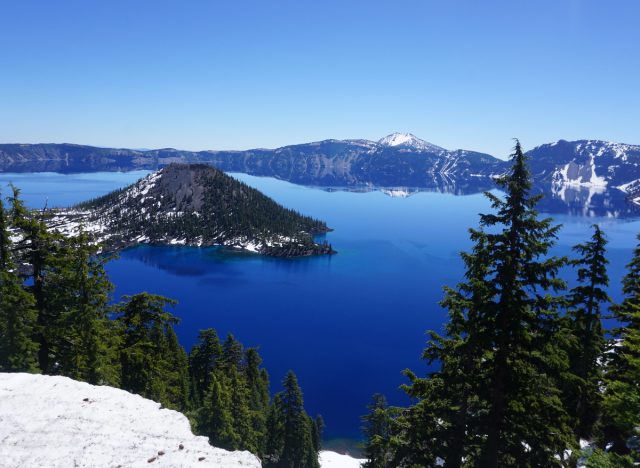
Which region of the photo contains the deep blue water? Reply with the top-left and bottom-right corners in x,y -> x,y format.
2,171 -> 640,440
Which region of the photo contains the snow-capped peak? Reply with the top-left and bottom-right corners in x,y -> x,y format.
377,133 -> 444,152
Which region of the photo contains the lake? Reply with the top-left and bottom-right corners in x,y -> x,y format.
2,171 -> 640,442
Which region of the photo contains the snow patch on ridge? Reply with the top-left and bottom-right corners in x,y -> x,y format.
552,155 -> 608,188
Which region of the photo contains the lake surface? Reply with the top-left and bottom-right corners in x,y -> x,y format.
2,171 -> 640,441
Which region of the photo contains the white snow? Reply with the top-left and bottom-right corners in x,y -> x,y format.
0,373 -> 365,468
616,178 -> 640,193
552,156 -> 607,188
381,188 -> 411,198
377,132 -> 444,152
319,451 -> 365,468
0,373 -> 261,468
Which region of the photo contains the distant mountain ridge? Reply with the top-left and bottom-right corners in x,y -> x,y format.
1,135 -> 639,199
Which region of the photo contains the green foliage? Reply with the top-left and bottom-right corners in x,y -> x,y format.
245,347 -> 271,456
361,394 -> 396,468
564,225 -> 610,440
273,370 -> 319,468
116,293 -> 189,410
396,142 -> 574,467
581,448 -> 636,467
601,235 -> 640,457
8,184 -> 62,372
0,192 -> 39,372
197,371 -> 239,450
189,328 -> 222,407
46,233 -> 120,385
265,393 -> 285,464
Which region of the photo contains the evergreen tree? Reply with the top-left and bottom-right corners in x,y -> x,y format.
189,328 -> 223,407
311,415 -> 324,454
565,225 -> 610,439
116,293 -> 188,409
0,193 -> 39,372
8,185 -> 60,372
361,394 -> 395,468
396,142 -> 574,467
46,232 -> 119,385
277,370 -> 319,468
478,141 -> 574,467
163,327 -> 191,411
264,393 -> 285,465
221,333 -> 244,372
228,365 -> 258,452
244,347 -> 270,455
601,235 -> 640,458
197,371 -> 239,450
400,234 -> 493,467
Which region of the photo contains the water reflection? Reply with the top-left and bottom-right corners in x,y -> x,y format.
311,183 -> 640,219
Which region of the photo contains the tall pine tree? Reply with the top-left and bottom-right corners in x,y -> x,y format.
362,394 -> 396,468
189,328 -> 223,407
479,141 -> 574,466
116,293 -> 188,409
601,235 -> 640,458
266,371 -> 319,468
565,225 -> 610,440
46,232 -> 119,385
8,185 -> 60,373
0,192 -> 39,372
397,141 -> 574,467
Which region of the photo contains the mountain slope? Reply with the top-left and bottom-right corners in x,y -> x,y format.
0,134 -> 506,186
0,373 -> 261,468
2,137 -> 640,199
527,139 -> 640,191
50,164 -> 333,257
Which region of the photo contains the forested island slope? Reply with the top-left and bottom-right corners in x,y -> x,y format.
50,164 -> 334,257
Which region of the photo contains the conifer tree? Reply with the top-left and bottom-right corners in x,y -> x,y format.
244,347 -> 270,455
228,365 -> 258,452
396,142 -> 574,467
278,370 -> 319,468
189,328 -> 223,407
198,371 -> 239,450
0,193 -> 39,372
116,293 -> 188,409
311,415 -> 324,455
478,141 -> 573,466
565,225 -> 610,439
601,236 -> 640,458
163,327 -> 191,411
8,185 -> 59,372
221,333 -> 244,372
401,234 -> 493,467
362,394 -> 395,468
47,232 -> 119,385
264,393 -> 285,466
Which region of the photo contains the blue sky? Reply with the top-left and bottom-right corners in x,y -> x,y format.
1,0 -> 638,156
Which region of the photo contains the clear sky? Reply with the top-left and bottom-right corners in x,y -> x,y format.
1,0 -> 638,156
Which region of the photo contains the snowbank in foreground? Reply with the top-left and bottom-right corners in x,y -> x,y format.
0,373 -> 261,468
319,450 -> 365,468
